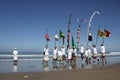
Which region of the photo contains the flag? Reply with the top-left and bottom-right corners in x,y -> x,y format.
67,28 -> 70,46
45,34 -> 50,41
72,36 -> 76,48
98,29 -> 106,38
59,30 -> 65,45
67,14 -> 72,48
59,30 -> 65,38
104,29 -> 111,37
88,33 -> 93,41
55,34 -> 59,41
77,25 -> 80,43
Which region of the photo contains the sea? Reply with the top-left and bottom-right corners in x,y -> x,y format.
0,51 -> 120,73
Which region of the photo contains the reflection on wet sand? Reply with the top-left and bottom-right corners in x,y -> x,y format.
13,64 -> 18,72
43,65 -> 49,72
42,59 -> 109,72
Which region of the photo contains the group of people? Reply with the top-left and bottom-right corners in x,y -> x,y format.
43,45 -> 67,66
80,44 -> 106,64
43,44 -> 106,66
12,44 -> 106,66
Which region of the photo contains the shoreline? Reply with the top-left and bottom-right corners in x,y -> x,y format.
0,56 -> 120,73
0,63 -> 120,80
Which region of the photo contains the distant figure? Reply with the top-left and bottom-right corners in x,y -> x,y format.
13,48 -> 18,65
72,47 -> 77,64
53,46 -> 58,64
88,48 -> 92,64
67,46 -> 72,65
57,50 -> 63,65
92,45 -> 98,63
85,48 -> 89,63
61,46 -> 66,64
100,44 -> 106,63
85,48 -> 91,64
80,45 -> 84,61
43,45 -> 49,65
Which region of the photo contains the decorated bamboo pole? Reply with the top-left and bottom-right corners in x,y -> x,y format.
67,14 -> 72,49
87,11 -> 100,48
76,18 -> 86,54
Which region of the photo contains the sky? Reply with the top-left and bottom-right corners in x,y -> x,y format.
0,0 -> 120,52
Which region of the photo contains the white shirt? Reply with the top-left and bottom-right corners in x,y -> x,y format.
72,48 -> 77,56
53,48 -> 58,55
58,50 -> 62,56
80,46 -> 84,53
92,47 -> 97,54
67,48 -> 72,59
88,48 -> 91,53
44,48 -> 49,55
88,48 -> 92,57
13,50 -> 18,60
100,46 -> 105,53
61,47 -> 65,55
85,49 -> 88,57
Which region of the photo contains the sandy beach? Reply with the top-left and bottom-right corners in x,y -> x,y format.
0,64 -> 120,80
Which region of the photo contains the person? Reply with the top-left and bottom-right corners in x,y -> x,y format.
80,45 -> 84,61
88,48 -> 92,64
57,50 -> 63,64
72,47 -> 77,64
67,46 -> 72,65
61,46 -> 66,63
43,45 -> 49,65
53,46 -> 58,63
13,48 -> 18,65
85,48 -> 89,64
100,44 -> 106,62
92,45 -> 98,63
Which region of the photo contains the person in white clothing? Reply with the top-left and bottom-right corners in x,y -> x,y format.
57,50 -> 63,65
13,48 -> 18,65
67,46 -> 72,65
72,47 -> 77,56
57,50 -> 62,61
61,46 -> 65,55
72,47 -> 77,64
85,48 -> 89,63
53,46 -> 58,63
43,45 -> 49,65
61,46 -> 66,62
80,45 -> 84,60
88,48 -> 92,63
100,44 -> 106,62
92,45 -> 98,63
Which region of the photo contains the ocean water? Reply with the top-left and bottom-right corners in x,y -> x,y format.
0,51 -> 120,73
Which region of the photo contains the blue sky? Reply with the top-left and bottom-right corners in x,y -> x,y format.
0,0 -> 120,52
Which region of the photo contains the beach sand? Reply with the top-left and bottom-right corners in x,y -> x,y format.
0,64 -> 120,80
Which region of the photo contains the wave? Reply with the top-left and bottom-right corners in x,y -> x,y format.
108,52 -> 120,55
0,52 -> 120,60
0,55 -> 53,57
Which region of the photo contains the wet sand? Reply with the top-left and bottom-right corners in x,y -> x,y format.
0,63 -> 120,80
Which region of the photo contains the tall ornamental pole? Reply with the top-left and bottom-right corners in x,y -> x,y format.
87,11 -> 100,47
67,14 -> 72,49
